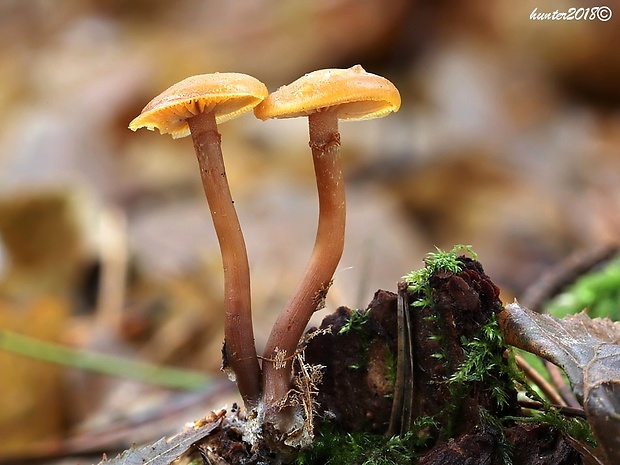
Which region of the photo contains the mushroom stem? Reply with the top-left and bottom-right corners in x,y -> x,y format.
187,111 -> 261,408
261,110 -> 345,406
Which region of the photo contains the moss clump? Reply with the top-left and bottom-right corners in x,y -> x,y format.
403,244 -> 477,308
296,418 -> 436,465
510,405 -> 597,449
338,308 -> 370,335
443,317 -> 516,438
448,317 -> 513,408
296,246 -> 591,464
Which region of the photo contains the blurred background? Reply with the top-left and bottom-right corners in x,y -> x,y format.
0,0 -> 619,462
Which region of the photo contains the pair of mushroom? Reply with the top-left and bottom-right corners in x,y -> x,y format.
129,65 -> 400,428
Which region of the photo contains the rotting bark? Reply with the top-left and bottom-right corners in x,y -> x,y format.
303,290 -> 399,434
303,258 -> 514,434
296,255 -> 581,464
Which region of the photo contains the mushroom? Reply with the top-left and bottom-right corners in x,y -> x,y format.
254,65 -> 401,425
129,73 -> 267,408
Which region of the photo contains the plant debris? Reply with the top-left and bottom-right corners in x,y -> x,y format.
97,409 -> 225,465
79,248 -> 613,464
499,302 -> 620,464
297,248 -> 585,465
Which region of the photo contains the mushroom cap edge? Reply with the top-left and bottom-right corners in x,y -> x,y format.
129,73 -> 268,139
254,65 -> 401,122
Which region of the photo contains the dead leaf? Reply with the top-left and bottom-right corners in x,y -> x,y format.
498,302 -> 620,465
97,414 -> 222,465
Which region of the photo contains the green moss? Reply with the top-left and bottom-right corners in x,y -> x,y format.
295,418 -> 436,465
448,317 -> 513,409
523,256 -> 620,398
445,316 -> 597,460
506,369 -> 597,448
440,316 -> 516,445
336,308 -> 372,370
403,244 -> 477,308
478,407 -> 514,465
402,245 -> 479,368
339,308 -> 370,334
545,257 -> 620,321
514,408 -> 597,448
295,246 -> 596,464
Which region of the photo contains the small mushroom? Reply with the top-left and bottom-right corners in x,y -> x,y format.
129,73 -> 267,408
254,65 -> 400,421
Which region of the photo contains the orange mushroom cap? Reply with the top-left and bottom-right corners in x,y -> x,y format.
129,73 -> 268,139
254,65 -> 400,121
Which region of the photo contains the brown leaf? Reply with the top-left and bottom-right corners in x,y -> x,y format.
98,411 -> 223,465
498,302 -> 620,465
